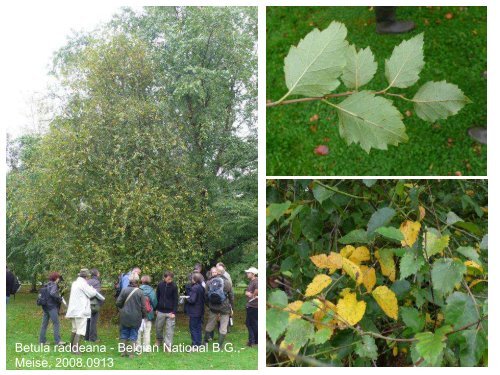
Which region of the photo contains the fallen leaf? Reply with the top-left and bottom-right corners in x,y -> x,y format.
309,114 -> 319,122
314,145 -> 329,155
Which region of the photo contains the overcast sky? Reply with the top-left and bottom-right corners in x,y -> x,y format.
2,3 -> 128,138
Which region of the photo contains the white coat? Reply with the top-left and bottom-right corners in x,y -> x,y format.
65,277 -> 102,318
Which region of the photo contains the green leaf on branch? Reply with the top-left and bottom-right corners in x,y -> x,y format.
301,210 -> 323,241
412,81 -> 471,122
455,246 -> 480,263
266,201 -> 291,227
424,228 -> 450,257
283,21 -> 348,98
301,301 -> 320,314
267,308 -> 290,343
375,226 -> 404,242
399,251 -> 425,279
367,207 -> 396,234
314,328 -> 333,345
285,318 -> 315,350
338,229 -> 369,244
400,306 -> 425,333
446,211 -> 464,225
414,325 -> 452,366
341,44 -> 377,90
459,329 -> 487,367
268,289 -> 289,308
431,258 -> 466,296
444,292 -> 479,328
312,183 -> 334,204
355,335 -> 378,360
335,91 -> 408,152
385,33 -> 425,88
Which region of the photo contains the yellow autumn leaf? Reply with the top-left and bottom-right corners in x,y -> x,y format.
419,205 -> 426,220
305,274 -> 332,297
375,249 -> 396,282
372,285 -> 398,320
400,220 -> 421,247
465,260 -> 484,274
342,258 -> 364,284
469,279 -> 487,288
310,252 -> 343,273
393,346 -> 398,357
313,299 -> 337,331
360,265 -> 376,293
340,245 -> 355,259
340,245 -> 370,265
336,289 -> 366,326
285,301 -> 304,321
349,246 -> 371,265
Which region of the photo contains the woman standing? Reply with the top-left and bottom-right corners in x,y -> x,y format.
138,275 -> 157,352
116,272 -> 147,358
184,272 -> 205,347
39,272 -> 66,345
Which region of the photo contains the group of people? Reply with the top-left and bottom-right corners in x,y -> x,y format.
16,262 -> 257,357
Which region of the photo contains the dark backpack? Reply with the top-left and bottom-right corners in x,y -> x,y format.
13,277 -> 21,295
36,285 -> 49,307
207,277 -> 226,304
114,273 -> 125,298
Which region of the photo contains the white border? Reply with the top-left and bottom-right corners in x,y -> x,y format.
0,0 -> 496,373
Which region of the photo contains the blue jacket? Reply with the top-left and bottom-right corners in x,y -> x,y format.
185,283 -> 205,318
140,284 -> 158,321
120,272 -> 131,291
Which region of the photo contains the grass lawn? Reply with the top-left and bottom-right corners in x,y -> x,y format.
266,6 -> 487,176
6,289 -> 257,370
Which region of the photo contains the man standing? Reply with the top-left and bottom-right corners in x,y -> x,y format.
85,268 -> 102,342
65,269 -> 105,355
155,271 -> 178,351
204,266 -> 234,346
6,266 -> 17,305
244,267 -> 258,347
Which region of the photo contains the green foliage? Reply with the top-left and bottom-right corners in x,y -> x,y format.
431,259 -> 467,296
6,7 -> 257,285
266,179 -> 487,367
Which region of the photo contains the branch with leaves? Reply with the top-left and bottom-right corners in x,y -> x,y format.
267,22 -> 471,152
266,179 -> 488,367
